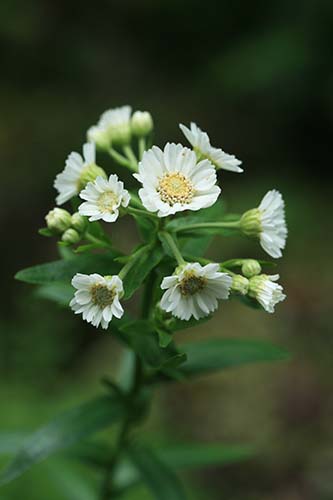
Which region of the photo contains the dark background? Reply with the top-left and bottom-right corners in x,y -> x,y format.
0,1 -> 332,498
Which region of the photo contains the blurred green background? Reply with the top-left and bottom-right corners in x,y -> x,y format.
0,0 -> 332,498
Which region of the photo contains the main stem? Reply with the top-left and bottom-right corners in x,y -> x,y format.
174,220 -> 241,233
101,275 -> 154,499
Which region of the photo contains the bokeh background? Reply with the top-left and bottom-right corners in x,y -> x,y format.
1,0 -> 332,498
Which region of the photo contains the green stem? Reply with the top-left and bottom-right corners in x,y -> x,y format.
160,231 -> 185,266
220,265 -> 237,277
85,232 -> 110,248
123,145 -> 138,171
108,147 -> 133,169
138,137 -> 146,160
174,220 -> 241,233
118,245 -> 149,280
127,206 -> 158,220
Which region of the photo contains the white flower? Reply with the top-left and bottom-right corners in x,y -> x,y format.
160,262 -> 232,320
133,143 -> 221,217
78,174 -> 130,223
88,105 -> 132,147
70,273 -> 124,329
54,143 -> 105,205
248,274 -> 286,313
258,190 -> 287,258
179,122 -> 243,173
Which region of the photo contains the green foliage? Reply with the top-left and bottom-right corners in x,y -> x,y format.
0,395 -> 125,486
123,245 -> 164,299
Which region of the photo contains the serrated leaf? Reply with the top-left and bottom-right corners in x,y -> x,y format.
180,339 -> 290,377
127,444 -> 187,500
0,395 -> 125,486
123,245 -> 164,299
15,252 -> 121,285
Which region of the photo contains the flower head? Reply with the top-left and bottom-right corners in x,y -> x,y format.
180,122 -> 243,173
70,273 -> 124,329
134,143 -> 221,217
88,105 -> 132,147
160,262 -> 232,320
248,274 -> 286,313
54,143 -> 106,205
240,190 -> 287,258
78,174 -> 130,223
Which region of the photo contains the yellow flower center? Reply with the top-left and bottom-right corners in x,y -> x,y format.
158,172 -> 194,205
179,272 -> 206,296
97,191 -> 119,213
91,284 -> 115,308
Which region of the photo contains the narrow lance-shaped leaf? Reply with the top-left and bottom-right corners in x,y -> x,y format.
15,252 -> 121,285
0,395 -> 125,486
126,443 -> 187,500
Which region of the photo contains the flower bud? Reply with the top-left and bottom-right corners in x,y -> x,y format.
231,274 -> 249,295
78,164 -> 107,191
131,111 -> 153,136
71,212 -> 87,233
45,208 -> 72,234
248,274 -> 286,313
240,208 -> 261,237
87,126 -> 110,151
62,228 -> 81,245
241,259 -> 262,278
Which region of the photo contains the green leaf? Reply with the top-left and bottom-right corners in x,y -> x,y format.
38,227 -> 53,237
158,442 -> 255,469
0,395 -> 125,486
127,444 -> 187,500
156,328 -> 173,348
34,283 -> 74,307
123,245 -> 164,299
15,252 -> 121,285
180,339 -> 290,377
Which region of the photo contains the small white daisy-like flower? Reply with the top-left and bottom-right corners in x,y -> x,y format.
78,174 -> 130,223
248,274 -> 286,313
160,262 -> 232,320
70,273 -> 124,329
54,143 -> 106,205
240,190 -> 287,258
179,122 -> 243,173
88,105 -> 132,147
133,143 -> 221,217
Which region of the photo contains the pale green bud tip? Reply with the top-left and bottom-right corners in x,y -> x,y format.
78,164 -> 107,191
87,126 -> 110,151
240,208 -> 262,237
231,274 -> 249,295
45,208 -> 72,234
248,274 -> 268,297
131,111 -> 153,136
241,259 -> 262,278
62,228 -> 81,245
71,212 -> 87,233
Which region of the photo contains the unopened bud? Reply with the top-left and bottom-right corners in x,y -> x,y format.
241,259 -> 262,278
71,212 -> 87,233
62,228 -> 81,245
231,274 -> 249,295
45,208 -> 72,234
131,111 -> 153,136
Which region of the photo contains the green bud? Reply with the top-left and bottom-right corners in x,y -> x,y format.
87,126 -> 110,151
71,212 -> 87,233
62,228 -> 81,245
241,259 -> 262,278
45,208 -> 72,234
231,274 -> 249,295
78,163 -> 107,191
131,111 -> 153,136
248,274 -> 268,298
108,124 -> 131,146
240,208 -> 261,237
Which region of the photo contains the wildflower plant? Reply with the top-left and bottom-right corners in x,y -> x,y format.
4,105 -> 289,497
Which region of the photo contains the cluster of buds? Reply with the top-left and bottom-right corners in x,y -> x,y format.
40,104 -> 287,330
45,208 -> 86,245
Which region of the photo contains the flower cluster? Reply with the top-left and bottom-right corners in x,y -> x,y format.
43,104 -> 288,330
